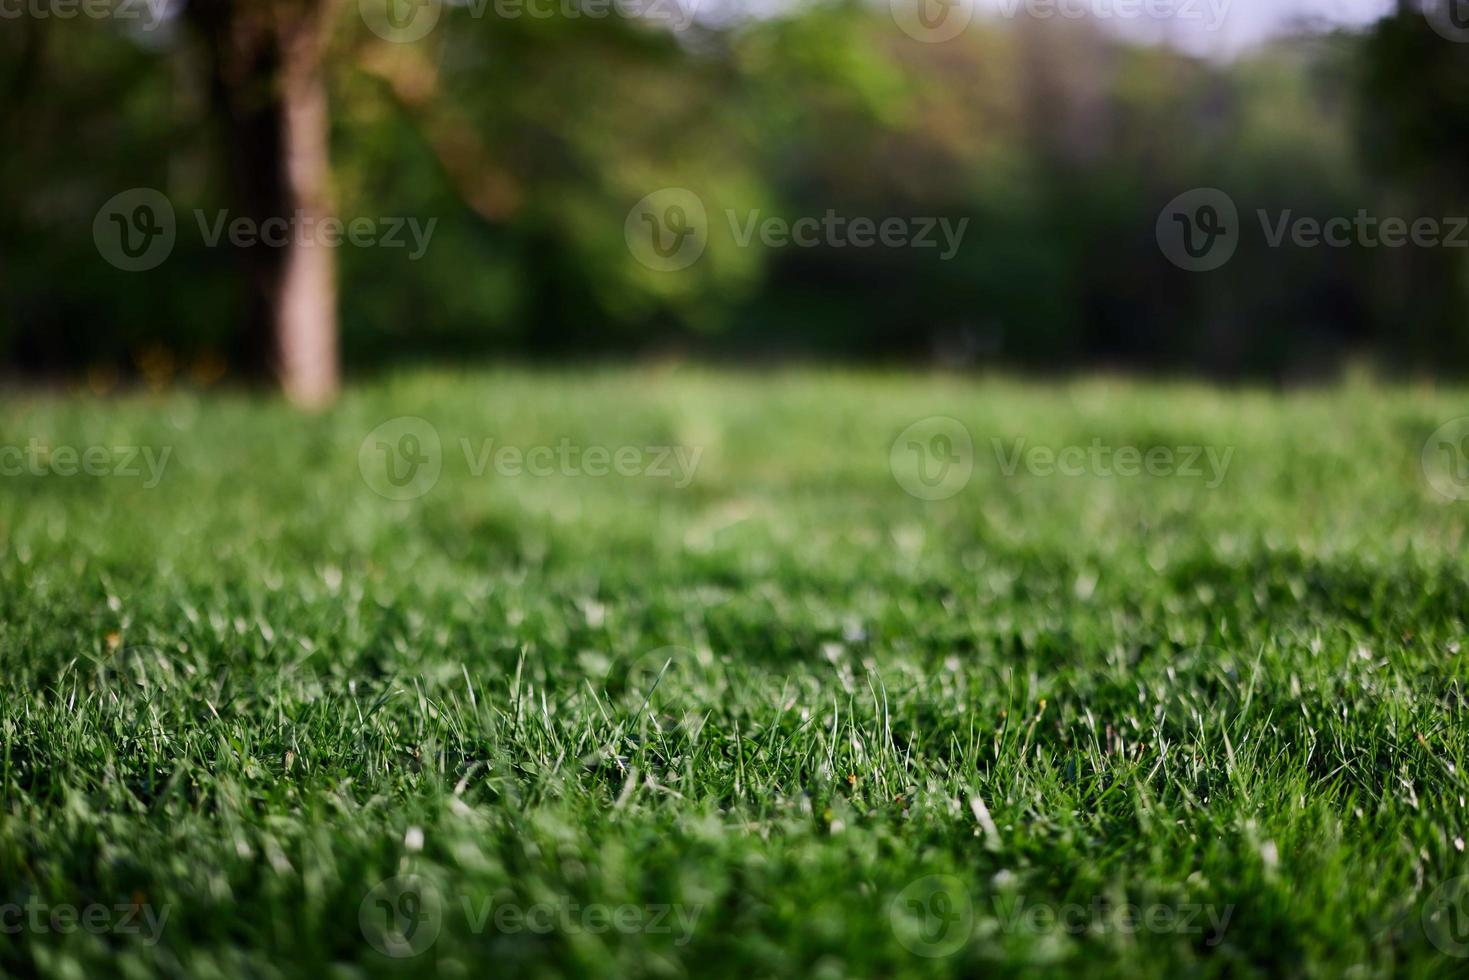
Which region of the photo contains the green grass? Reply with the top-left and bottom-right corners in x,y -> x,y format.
3,368 -> 1469,978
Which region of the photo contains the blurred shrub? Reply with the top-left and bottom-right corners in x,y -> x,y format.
1,2 -> 1465,380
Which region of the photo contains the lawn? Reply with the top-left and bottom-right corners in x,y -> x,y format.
2,368 -> 1467,978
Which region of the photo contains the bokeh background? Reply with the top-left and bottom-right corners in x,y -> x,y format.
3,0 -> 1467,387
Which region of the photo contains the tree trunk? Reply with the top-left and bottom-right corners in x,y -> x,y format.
277,9 -> 338,407
187,0 -> 339,408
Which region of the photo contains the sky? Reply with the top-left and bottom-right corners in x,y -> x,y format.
704,0 -> 1403,56
974,0 -> 1396,55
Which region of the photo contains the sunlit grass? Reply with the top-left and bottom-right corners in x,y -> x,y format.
1,368 -> 1467,978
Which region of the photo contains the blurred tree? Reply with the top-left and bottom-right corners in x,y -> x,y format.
1357,0 -> 1469,370
5,0 -> 1468,381
185,0 -> 339,406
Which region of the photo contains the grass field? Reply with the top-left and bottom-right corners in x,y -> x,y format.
3,368 -> 1469,978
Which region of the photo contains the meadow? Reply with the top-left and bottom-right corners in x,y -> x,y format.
2,369 -> 1467,978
